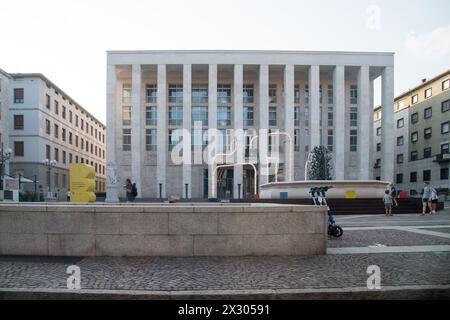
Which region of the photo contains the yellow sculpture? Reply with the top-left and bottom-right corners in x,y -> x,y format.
69,164 -> 96,203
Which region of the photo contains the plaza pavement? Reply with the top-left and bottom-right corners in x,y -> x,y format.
0,210 -> 449,299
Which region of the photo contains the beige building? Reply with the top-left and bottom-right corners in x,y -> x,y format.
374,69 -> 450,195
7,72 -> 106,199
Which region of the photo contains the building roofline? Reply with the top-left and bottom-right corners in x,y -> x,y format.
395,69 -> 450,101
107,49 -> 395,56
9,73 -> 105,129
0,68 -> 11,78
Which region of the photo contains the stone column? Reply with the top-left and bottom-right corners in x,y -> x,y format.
284,64 -> 295,182
105,64 -> 120,203
131,64 -> 142,197
358,66 -> 371,180
208,64 -> 218,199
258,64 -> 269,187
309,65 -> 320,149
233,64 -> 244,199
369,79 -> 375,180
381,66 -> 395,182
333,65 -> 345,180
157,64 -> 167,198
182,64 -> 192,199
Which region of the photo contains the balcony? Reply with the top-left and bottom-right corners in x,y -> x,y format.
434,153 -> 450,163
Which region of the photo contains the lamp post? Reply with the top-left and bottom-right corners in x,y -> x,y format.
0,143 -> 13,200
42,159 -> 57,199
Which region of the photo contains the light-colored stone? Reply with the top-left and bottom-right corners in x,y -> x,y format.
46,211 -> 95,234
169,213 -> 218,235
0,233 -> 48,256
119,212 -> 168,235
95,212 -> 120,234
48,235 -> 95,256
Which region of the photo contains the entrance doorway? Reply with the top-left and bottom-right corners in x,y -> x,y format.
217,168 -> 233,200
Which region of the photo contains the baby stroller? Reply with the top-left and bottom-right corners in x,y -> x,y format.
309,187 -> 343,238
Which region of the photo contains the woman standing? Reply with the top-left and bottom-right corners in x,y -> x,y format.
421,182 -> 432,216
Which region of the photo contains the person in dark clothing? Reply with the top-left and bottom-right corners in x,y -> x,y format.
124,179 -> 134,202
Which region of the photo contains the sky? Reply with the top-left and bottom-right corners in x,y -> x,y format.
1,0 -> 449,124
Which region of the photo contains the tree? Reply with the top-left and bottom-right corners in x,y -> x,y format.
307,146 -> 332,180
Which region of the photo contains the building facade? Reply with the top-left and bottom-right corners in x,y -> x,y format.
7,73 -> 106,199
106,50 -> 395,201
0,69 -> 11,195
373,69 -> 450,195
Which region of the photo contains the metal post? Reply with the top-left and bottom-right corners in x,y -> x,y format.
159,183 -> 162,199
34,175 -> 37,202
238,184 -> 241,200
185,183 -> 188,199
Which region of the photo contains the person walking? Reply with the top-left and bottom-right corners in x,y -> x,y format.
124,179 -> 134,203
422,182 -> 432,216
383,190 -> 393,216
390,183 -> 399,207
430,185 -> 439,215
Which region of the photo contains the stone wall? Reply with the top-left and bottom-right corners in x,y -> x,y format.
0,203 -> 327,257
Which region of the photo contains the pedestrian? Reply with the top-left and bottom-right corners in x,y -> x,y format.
67,190 -> 71,202
430,185 -> 439,215
390,183 -> 399,207
124,179 -> 134,202
383,190 -> 393,216
421,182 -> 432,216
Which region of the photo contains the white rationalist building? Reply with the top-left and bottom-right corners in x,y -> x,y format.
106,50 -> 395,202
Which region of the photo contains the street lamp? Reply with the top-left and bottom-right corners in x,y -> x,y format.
0,143 -> 13,197
42,159 -> 57,199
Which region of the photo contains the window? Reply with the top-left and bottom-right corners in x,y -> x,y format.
62,151 -> 66,164
328,107 -> 333,126
411,112 -> 419,124
191,128 -> 207,150
442,121 -> 450,134
269,84 -> 277,103
350,107 -> 358,127
396,174 -> 403,184
217,106 -> 231,127
192,106 -> 208,126
441,143 -> 449,154
350,130 -> 357,152
411,131 -> 418,143
192,84 -> 208,103
45,119 -> 51,134
168,106 -> 183,126
375,159 -> 381,168
443,79 -> 450,91
81,119 -> 84,130
14,141 -> 24,157
377,143 -> 382,152
122,84 -> 132,104
424,88 -> 432,99
146,106 -> 157,126
243,106 -> 254,127
168,129 -> 182,151
54,148 -> 59,162
423,170 -> 431,182
217,84 -> 232,104
294,129 -> 300,152
412,94 -> 418,104
75,135 -> 79,148
69,111 -> 73,123
442,100 -> 450,113
62,128 -> 66,142
294,107 -> 300,127
62,106 -> 66,119
397,136 -> 404,146
327,129 -> 333,152
55,101 -> 59,114
304,107 -> 309,127
243,84 -> 254,104
327,85 -> 333,104
46,94 -> 51,109
424,107 -> 432,119
424,147 -> 432,159
46,145 -> 51,159
145,129 -> 157,151
294,85 -> 300,104
377,127 -> 382,136
122,129 -> 131,151
304,85 -> 309,105
14,115 -> 24,130
269,107 -> 277,126
122,106 -> 131,126
75,115 -> 78,127
397,118 -> 404,128
441,168 -> 449,180
168,84 -> 183,103
350,85 -> 358,104
69,153 -> 73,163
411,151 -> 418,161
14,88 -> 24,103
424,127 -> 432,139
410,172 -> 417,183
54,124 -> 59,138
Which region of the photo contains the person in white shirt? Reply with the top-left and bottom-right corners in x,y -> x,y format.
383,190 -> 393,216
